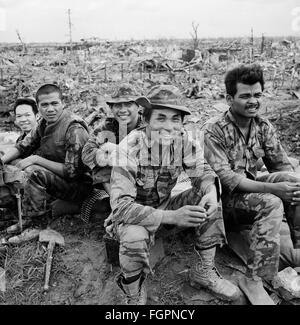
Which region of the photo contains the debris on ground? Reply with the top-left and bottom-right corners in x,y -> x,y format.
272,267 -> 300,302
0,36 -> 300,305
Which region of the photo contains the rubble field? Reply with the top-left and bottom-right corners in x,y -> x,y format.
0,37 -> 300,305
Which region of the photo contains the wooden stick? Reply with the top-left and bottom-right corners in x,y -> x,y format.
15,189 -> 22,233
44,240 -> 55,291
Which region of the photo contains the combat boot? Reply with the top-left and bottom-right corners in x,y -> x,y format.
189,246 -> 241,301
116,273 -> 147,305
6,217 -> 32,235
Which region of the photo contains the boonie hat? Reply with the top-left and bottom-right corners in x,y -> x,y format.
136,85 -> 191,115
106,83 -> 147,105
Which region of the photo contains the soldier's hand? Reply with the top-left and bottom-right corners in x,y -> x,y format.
199,191 -> 218,218
163,205 -> 208,228
95,143 -> 118,167
105,224 -> 114,237
104,214 -> 114,237
271,182 -> 300,203
104,213 -> 113,228
103,142 -> 118,154
290,185 -> 300,206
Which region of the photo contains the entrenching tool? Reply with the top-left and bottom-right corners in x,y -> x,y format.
0,246 -> 7,293
39,229 -> 65,291
14,185 -> 23,233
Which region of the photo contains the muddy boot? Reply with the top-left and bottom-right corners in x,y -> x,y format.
6,217 -> 32,235
116,273 -> 147,305
238,276 -> 275,305
189,246 -> 241,301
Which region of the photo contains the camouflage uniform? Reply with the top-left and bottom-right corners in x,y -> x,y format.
203,109 -> 300,280
16,132 -> 27,144
82,115 -> 143,185
15,109 -> 92,217
110,126 -> 225,279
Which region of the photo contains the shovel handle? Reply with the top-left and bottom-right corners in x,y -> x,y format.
15,192 -> 22,233
44,240 -> 55,291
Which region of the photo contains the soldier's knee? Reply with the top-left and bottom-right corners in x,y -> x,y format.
23,164 -> 40,176
28,168 -> 53,187
262,193 -> 284,215
121,225 -> 149,243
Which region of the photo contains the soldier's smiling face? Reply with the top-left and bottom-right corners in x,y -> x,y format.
110,101 -> 139,126
15,104 -> 37,133
147,107 -> 183,144
227,82 -> 263,119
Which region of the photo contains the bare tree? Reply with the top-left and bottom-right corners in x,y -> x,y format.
190,22 -> 200,50
16,29 -> 27,54
67,9 -> 73,53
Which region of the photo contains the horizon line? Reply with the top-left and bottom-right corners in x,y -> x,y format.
1,35 -> 300,45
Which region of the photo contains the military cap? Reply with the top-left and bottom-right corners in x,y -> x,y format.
106,83 -> 147,105
136,85 -> 191,115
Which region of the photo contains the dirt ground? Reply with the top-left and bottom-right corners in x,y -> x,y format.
0,212 -> 250,305
1,95 -> 300,306
1,39 -> 300,305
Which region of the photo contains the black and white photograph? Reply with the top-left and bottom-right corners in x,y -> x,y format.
0,0 -> 300,310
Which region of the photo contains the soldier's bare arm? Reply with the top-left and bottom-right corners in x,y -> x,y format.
1,147 -> 21,164
16,155 -> 65,177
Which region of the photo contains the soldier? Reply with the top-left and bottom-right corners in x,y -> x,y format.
0,98 -> 38,159
14,97 -> 39,144
0,98 -> 39,225
108,85 -> 241,305
0,84 -> 92,230
81,84 -> 145,220
202,64 -> 300,305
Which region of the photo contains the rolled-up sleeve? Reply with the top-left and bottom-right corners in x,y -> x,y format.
204,126 -> 245,194
82,134 -> 100,170
64,123 -> 89,179
82,126 -> 117,183
110,144 -> 163,233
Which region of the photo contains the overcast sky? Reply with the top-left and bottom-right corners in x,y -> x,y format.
0,0 -> 299,42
